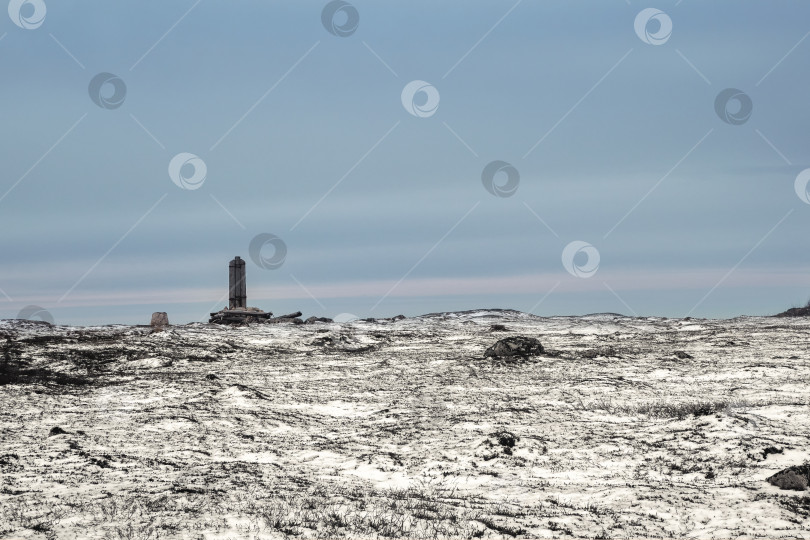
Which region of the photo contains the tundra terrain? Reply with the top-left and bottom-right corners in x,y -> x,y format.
1,311 -> 808,538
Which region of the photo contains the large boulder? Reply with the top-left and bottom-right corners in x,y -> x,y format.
767,464 -> 810,491
150,312 -> 169,327
484,336 -> 544,358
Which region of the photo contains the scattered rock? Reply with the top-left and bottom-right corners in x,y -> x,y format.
275,311 -> 303,320
489,324 -> 508,332
673,350 -> 693,359
312,336 -> 335,346
89,456 -> 111,468
48,426 -> 68,437
313,335 -> 353,347
0,453 -> 19,466
762,446 -> 784,460
484,336 -> 543,358
305,316 -> 333,324
390,315 -> 406,321
494,430 -> 518,449
478,430 -> 521,459
767,464 -> 810,491
150,312 -> 169,328
205,373 -> 218,381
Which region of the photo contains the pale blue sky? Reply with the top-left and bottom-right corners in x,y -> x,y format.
1,0 -> 809,324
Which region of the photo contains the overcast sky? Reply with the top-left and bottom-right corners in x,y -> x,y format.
2,0 -> 810,325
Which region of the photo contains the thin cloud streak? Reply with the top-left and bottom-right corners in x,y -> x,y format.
24,268 -> 810,310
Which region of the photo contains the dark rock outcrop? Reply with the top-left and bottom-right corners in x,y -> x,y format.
48,426 -> 68,437
774,305 -> 810,317
484,336 -> 543,358
767,464 -> 810,491
305,316 -> 333,324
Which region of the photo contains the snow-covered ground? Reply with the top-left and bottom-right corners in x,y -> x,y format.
1,311 -> 808,538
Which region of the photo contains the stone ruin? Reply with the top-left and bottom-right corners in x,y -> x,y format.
229,255 -> 247,310
150,312 -> 169,328
209,256 -> 273,324
208,256 -> 335,325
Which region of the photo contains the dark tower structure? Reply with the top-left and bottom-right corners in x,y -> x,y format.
229,256 -> 247,309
